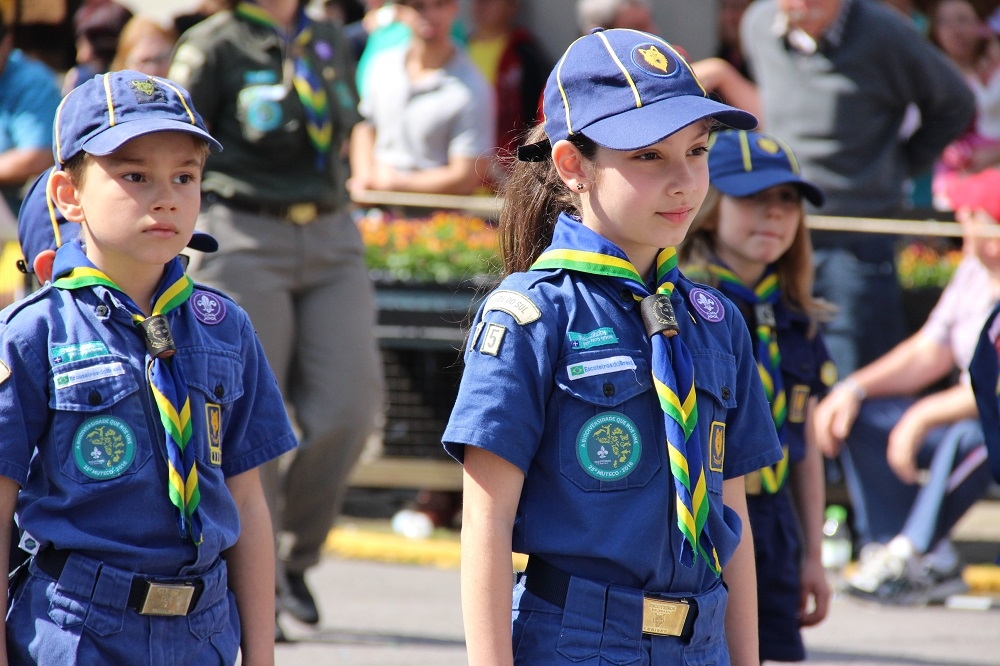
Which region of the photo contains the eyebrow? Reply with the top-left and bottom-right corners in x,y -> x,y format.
103,154 -> 205,169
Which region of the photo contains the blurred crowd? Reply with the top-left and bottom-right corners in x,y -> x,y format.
2,0 -> 1000,646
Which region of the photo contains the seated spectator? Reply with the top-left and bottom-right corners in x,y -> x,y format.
110,16 -> 177,78
930,0 -> 1000,209
348,0 -> 495,196
0,13 -> 61,214
813,170 -> 1000,605
466,0 -> 550,188
61,0 -> 133,94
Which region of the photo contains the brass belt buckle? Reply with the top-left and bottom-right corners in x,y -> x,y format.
642,597 -> 689,636
139,582 -> 196,616
286,202 -> 318,225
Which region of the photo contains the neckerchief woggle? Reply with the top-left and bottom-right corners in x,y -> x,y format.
531,215 -> 721,575
53,242 -> 203,544
235,1 -> 332,170
708,261 -> 789,493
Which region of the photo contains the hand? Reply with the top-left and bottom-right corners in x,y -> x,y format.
798,557 -> 830,627
886,411 -> 926,484
369,161 -> 402,192
812,385 -> 861,458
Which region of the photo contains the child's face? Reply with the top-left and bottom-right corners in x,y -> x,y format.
715,184 -> 803,283
63,132 -> 205,278
958,207 -> 1000,274
582,122 -> 711,271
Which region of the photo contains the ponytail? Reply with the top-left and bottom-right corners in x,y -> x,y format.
498,124 -> 598,274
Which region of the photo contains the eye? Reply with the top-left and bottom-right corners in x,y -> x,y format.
122,173 -> 144,183
689,146 -> 710,157
174,173 -> 197,184
635,150 -> 660,161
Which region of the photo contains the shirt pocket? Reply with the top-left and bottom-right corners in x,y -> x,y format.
691,350 -> 738,497
554,348 -> 662,492
179,349 -> 245,467
48,356 -> 150,487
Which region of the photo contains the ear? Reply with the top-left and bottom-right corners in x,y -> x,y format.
33,249 -> 56,284
551,139 -> 592,192
49,169 -> 85,223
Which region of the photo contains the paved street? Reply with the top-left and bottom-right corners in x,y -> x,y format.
273,548 -> 1000,665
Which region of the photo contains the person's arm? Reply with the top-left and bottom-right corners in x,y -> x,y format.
722,476 -> 759,666
0,148 -> 52,188
691,57 -> 761,119
347,120 -> 377,196
790,398 -> 830,627
224,468 -> 275,666
372,155 -> 480,195
813,330 -> 954,456
460,446 -> 524,666
886,383 -> 980,483
0,475 -> 19,665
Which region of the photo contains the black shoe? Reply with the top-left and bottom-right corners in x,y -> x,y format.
280,571 -> 320,625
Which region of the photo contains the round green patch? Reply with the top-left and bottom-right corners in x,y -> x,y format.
576,412 -> 642,481
73,416 -> 137,480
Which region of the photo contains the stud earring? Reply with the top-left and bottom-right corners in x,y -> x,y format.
576,183 -> 585,191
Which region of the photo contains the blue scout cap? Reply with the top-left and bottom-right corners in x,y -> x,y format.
708,129 -> 824,206
53,70 -> 222,167
542,28 -> 757,150
17,167 -> 218,275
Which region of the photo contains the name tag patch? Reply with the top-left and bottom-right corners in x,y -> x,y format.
568,327 -> 619,350
50,341 -> 109,365
54,362 -> 125,389
567,355 -> 636,380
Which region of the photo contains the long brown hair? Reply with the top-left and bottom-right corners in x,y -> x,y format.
497,124 -> 598,275
679,186 -> 835,333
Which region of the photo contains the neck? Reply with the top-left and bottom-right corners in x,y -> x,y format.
716,252 -> 766,286
253,0 -> 298,28
92,259 -> 166,316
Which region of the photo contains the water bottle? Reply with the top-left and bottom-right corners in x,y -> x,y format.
821,504 -> 852,569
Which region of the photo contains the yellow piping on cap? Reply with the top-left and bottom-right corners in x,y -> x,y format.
596,30 -> 641,109
738,130 -> 753,172
772,134 -> 800,174
44,169 -> 62,248
555,35 -> 585,136
154,77 -> 197,124
103,74 -> 116,127
52,90 -> 75,165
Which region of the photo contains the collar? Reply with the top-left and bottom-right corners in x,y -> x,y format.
773,0 -> 853,55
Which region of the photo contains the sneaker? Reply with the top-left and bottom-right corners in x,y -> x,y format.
279,571 -> 320,625
879,559 -> 969,606
844,544 -> 907,597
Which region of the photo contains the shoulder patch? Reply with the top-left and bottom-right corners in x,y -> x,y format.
483,290 -> 541,325
820,360 -> 838,387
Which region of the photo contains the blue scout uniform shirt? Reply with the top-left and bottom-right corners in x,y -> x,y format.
775,306 -> 835,462
0,246 -> 297,576
443,254 -> 782,594
970,303 -> 1000,483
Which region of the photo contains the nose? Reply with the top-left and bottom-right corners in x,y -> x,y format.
150,181 -> 178,212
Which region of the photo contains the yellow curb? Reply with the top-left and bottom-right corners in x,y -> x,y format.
963,565 -> 1000,593
324,526 -> 528,571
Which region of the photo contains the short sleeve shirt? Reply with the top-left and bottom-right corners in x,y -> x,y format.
358,44 -> 496,171
443,262 -> 781,594
0,274 -> 297,575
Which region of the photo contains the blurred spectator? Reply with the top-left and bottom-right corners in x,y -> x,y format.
576,0 -> 657,33
716,0 -> 752,79
110,16 -> 177,78
173,0 -> 228,35
170,0 -> 383,640
0,13 -> 60,214
308,0 -> 365,23
62,0 -> 133,94
742,0 -> 975,375
813,169 -> 1000,606
466,0 -> 550,187
348,0 -> 495,196
883,0 -> 930,34
930,0 -> 1000,209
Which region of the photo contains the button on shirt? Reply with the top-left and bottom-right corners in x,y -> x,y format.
0,281 -> 297,575
444,268 -> 781,593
